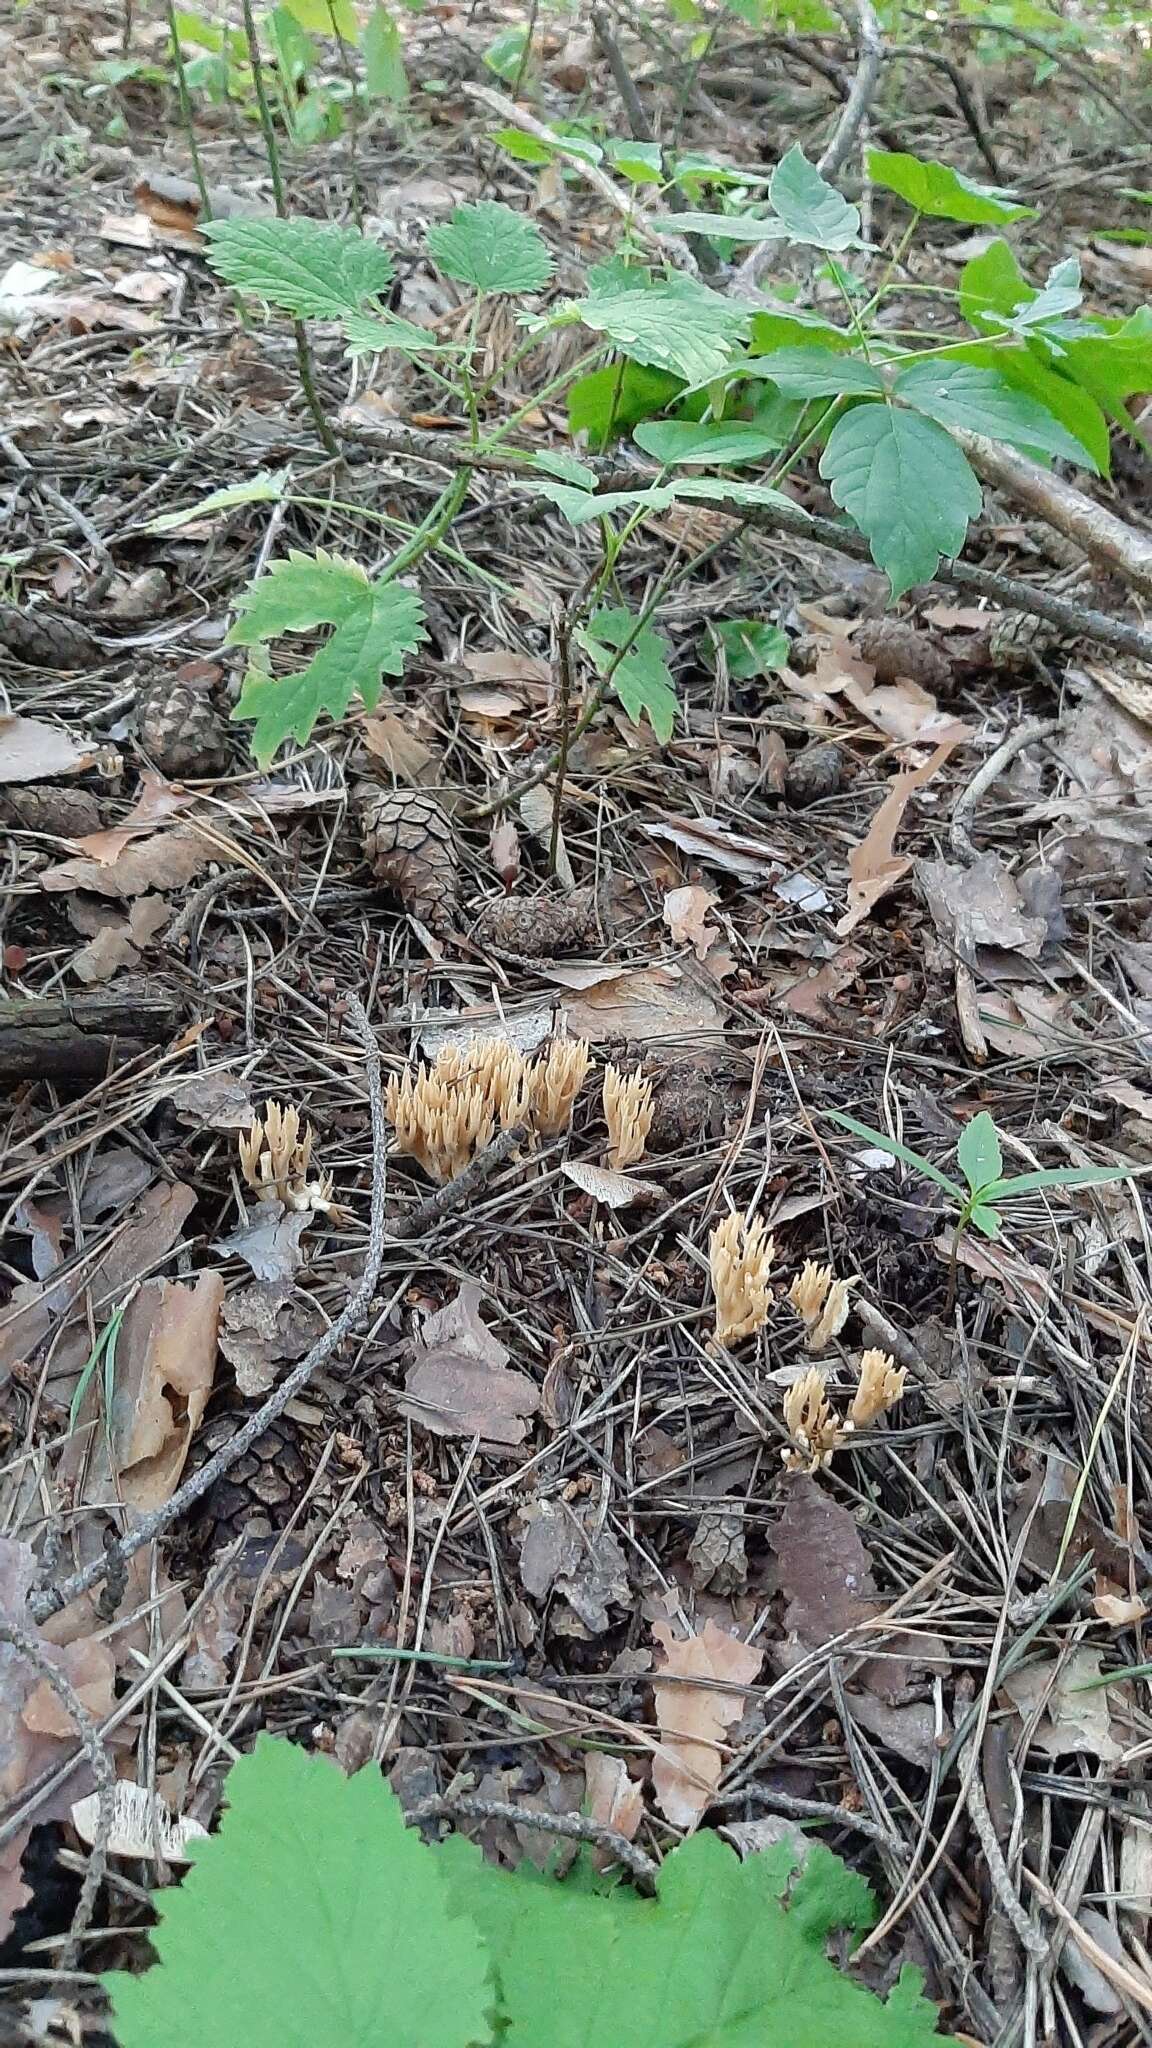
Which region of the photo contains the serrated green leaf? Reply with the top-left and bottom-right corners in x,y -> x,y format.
227,549 -> 426,764
956,1111 -> 1003,1195
577,605 -> 678,742
742,346 -> 886,396
819,404 -> 982,598
569,268 -> 748,386
438,1829 -> 941,2048
524,481 -> 680,526
769,144 -> 861,250
703,619 -> 790,679
749,309 -> 852,353
868,149 -> 1036,224
103,1737 -> 493,2048
362,3 -> 407,98
203,216 -> 394,320
632,418 -> 788,463
280,0 -> 358,37
567,360 -> 683,447
342,311 -> 457,356
426,201 -> 552,294
145,469 -> 288,533
894,360 -> 1096,469
959,238 -> 1032,331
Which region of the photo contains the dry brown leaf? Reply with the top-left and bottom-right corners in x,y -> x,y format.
399,1281 -> 539,1446
663,884 -> 719,960
815,639 -> 971,746
1002,1647 -> 1124,1760
79,1274 -> 222,1513
67,771 -> 197,862
0,715 -> 102,785
40,824 -> 212,899
558,965 -> 725,1045
771,1476 -> 880,1652
917,853 -> 1047,959
651,1619 -> 763,1829
463,649 -> 550,690
584,1751 -> 644,1862
218,1278 -> 324,1398
71,893 -> 169,985
519,1500 -> 630,1634
213,1201 -> 311,1283
836,741 -> 958,936
778,943 -> 866,1020
359,710 -> 442,786
643,815 -> 784,884
1093,1584 -> 1148,1627
561,1160 -> 664,1209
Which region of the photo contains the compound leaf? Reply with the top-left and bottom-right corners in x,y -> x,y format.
569,266 -> 748,385
769,144 -> 861,250
576,604 -> 678,742
894,360 -> 1096,468
103,1736 -> 493,2048
203,215 -> 394,319
743,346 -> 886,396
632,418 -> 788,463
227,549 -> 427,764
425,201 -> 552,294
819,404 -> 981,598
867,149 -> 1036,224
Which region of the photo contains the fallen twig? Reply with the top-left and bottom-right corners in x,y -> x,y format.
405,1790 -> 658,1886
388,1126 -> 528,1241
28,995 -> 386,1625
955,431 -> 1152,599
950,718 -> 1062,863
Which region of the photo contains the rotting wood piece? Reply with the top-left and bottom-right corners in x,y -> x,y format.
0,993 -> 182,1080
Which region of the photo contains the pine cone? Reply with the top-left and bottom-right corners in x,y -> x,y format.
0,785 -> 104,836
974,610 -> 1060,674
184,1412 -> 316,1550
853,620 -> 951,694
359,788 -> 458,931
0,606 -> 101,671
785,741 -> 851,807
472,891 -> 598,958
136,671 -> 229,778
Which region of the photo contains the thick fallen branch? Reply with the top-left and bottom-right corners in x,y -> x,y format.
955,430 -> 1152,599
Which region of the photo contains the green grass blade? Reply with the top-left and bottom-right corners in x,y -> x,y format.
823,1110 -> 965,1199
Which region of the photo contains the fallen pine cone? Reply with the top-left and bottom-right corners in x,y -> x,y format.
136,669 -> 229,779
0,785 -> 104,836
0,606 -> 101,671
968,610 -> 1060,675
784,741 -> 851,807
472,890 -> 598,958
359,787 -> 458,932
853,619 -> 951,694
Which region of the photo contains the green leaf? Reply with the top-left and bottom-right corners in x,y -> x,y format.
569,267 -> 748,386
703,619 -> 790,679
438,1829 -> 941,2048
227,549 -> 427,764
959,238 -> 1032,331
492,125 -> 602,168
568,360 -> 683,447
267,5 -> 313,83
202,216 -> 394,319
425,201 -> 552,295
748,309 -> 852,354
825,1109 -> 966,1199
967,1203 -> 1003,1239
632,418 -> 789,464
483,25 -> 528,80
1063,313 -> 1152,421
605,137 -> 664,185
650,209 -> 788,243
819,404 -> 982,598
520,448 -> 599,489
145,469 -> 288,533
893,360 -> 1096,469
930,341 -> 1112,478
769,144 -> 861,250
576,605 -> 678,742
867,149 -> 1036,224
362,4 -> 407,98
983,1165 -> 1136,1198
956,1111 -> 1003,1196
279,0 -> 358,38
103,1736 -> 493,2048
341,311 -> 458,357
742,346 -> 886,396
523,481 -> 680,526
673,477 -> 791,509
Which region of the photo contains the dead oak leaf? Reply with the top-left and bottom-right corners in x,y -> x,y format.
41,824 -> 212,899
67,771 -> 198,864
399,1281 -> 539,1447
651,1618 -> 762,1830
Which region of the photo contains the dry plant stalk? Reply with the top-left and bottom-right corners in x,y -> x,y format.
710,1213 -> 775,1348
787,1258 -> 853,1352
239,1101 -> 341,1216
782,1347 -> 906,1474
529,1038 -> 591,1136
602,1064 -> 654,1171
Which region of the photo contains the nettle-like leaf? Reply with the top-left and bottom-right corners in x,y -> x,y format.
868,149 -> 1036,225
819,404 -> 982,599
743,346 -> 887,397
650,209 -> 789,243
203,216 -> 395,320
146,468 -> 288,534
438,1830 -> 942,2048
342,310 -> 460,358
104,1738 -> 493,2048
576,605 -> 678,742
425,201 -> 552,294
568,265 -> 748,386
893,360 -> 1097,469
769,143 -> 861,250
227,549 -> 427,765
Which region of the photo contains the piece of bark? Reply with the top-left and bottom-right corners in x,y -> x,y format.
0,994 -> 181,1079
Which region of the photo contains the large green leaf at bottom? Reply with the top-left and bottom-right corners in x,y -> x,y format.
437,1830 -> 942,2048
105,1737 -> 494,2048
819,404 -> 981,598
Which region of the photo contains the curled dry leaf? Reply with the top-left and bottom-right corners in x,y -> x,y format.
562,1160 -> 664,1210
663,885 -> 720,961
836,741 -> 959,937
67,771 -> 198,864
0,715 -> 103,785
71,1274 -> 223,1515
40,824 -> 212,899
584,1751 -> 644,1866
1002,1647 -> 1125,1761
399,1281 -> 539,1447
651,1618 -> 763,1830
518,1500 -> 631,1634
643,815 -> 784,885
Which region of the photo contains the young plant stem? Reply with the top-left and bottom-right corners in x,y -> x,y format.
240,0 -> 340,463
548,607 -> 575,878
324,0 -> 364,230
380,470 -> 470,582
166,0 -> 213,222
511,0 -> 539,93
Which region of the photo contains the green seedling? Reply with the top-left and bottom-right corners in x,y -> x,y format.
825,1107 -> 1133,1240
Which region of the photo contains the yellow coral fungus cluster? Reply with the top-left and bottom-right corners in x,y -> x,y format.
239,1101 -> 341,1217
386,1035 -> 592,1185
782,1349 -> 907,1474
